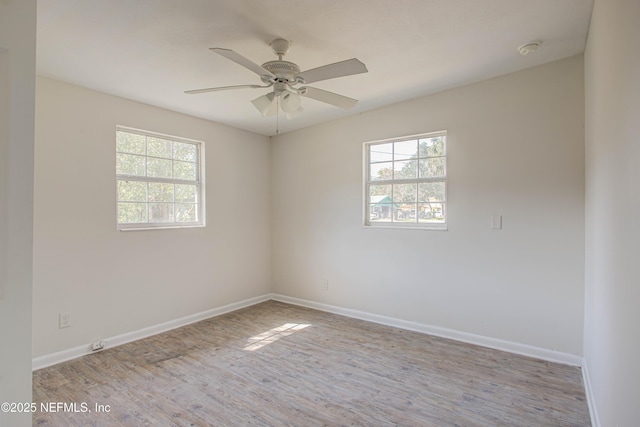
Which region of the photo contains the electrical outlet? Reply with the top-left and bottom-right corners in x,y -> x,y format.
91,340 -> 105,351
59,312 -> 71,329
323,279 -> 329,291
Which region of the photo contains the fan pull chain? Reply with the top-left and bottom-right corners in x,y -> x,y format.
276,96 -> 280,134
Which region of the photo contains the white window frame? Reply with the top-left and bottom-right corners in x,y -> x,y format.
363,131 -> 447,230
116,126 -> 206,231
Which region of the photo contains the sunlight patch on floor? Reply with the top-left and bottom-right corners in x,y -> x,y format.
243,323 -> 310,351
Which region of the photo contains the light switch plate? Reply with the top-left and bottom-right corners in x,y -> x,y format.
491,215 -> 503,230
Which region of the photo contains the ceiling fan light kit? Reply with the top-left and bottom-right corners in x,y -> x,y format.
251,92 -> 276,117
186,38 -> 368,120
281,91 -> 302,114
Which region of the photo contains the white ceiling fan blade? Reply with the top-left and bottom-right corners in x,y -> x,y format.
184,84 -> 269,94
297,58 -> 368,84
210,48 -> 275,79
300,87 -> 359,109
251,92 -> 277,117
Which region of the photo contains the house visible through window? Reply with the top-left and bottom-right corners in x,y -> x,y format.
116,126 -> 205,230
364,131 -> 447,229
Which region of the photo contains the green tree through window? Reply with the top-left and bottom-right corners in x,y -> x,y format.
366,132 -> 446,228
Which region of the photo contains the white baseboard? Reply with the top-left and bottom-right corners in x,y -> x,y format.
581,358 -> 601,427
32,294 -> 272,371
33,292 -> 583,371
271,294 -> 583,367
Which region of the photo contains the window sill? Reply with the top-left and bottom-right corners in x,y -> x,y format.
363,222 -> 447,231
118,224 -> 205,232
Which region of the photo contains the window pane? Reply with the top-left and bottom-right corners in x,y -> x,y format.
365,133 -> 446,228
370,183 -> 392,221
418,182 -> 446,202
419,157 -> 446,178
370,162 -> 393,181
393,160 -> 417,179
116,129 -> 203,228
394,139 -> 417,161
118,202 -> 147,223
174,161 -> 197,181
393,204 -> 416,222
369,142 -> 393,163
147,157 -> 172,178
147,137 -> 172,159
116,131 -> 146,155
419,136 -> 446,157
369,203 -> 392,222
149,203 -> 174,222
117,180 -> 147,202
173,142 -> 197,162
370,183 -> 391,197
393,183 -> 417,203
176,203 -> 197,222
418,203 -> 445,223
175,184 -> 197,202
148,182 -> 174,202
116,153 -> 146,176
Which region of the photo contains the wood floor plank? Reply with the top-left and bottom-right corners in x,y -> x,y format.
33,301 -> 591,426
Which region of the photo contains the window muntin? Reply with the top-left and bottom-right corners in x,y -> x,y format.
364,132 -> 447,229
116,127 -> 205,230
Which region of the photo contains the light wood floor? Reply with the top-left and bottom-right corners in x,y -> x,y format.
33,301 -> 591,426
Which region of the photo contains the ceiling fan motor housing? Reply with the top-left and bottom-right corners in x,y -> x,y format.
261,60 -> 300,83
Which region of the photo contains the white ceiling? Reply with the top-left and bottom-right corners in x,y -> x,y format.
37,0 -> 593,136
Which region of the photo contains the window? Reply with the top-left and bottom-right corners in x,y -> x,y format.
364,131 -> 447,229
116,126 -> 205,230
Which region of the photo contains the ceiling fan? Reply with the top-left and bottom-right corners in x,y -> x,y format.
185,39 -> 368,119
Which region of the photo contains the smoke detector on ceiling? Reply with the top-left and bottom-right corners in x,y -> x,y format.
518,40 -> 542,56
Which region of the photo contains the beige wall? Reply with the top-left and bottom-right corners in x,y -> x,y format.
584,0 -> 640,424
32,77 -> 271,357
272,56 -> 586,356
0,1 -> 36,426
